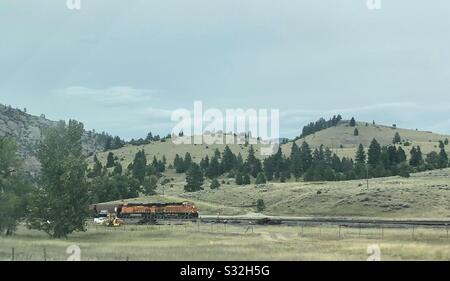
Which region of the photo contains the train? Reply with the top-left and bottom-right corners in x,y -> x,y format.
90,201 -> 199,224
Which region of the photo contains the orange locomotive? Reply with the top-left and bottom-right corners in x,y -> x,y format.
92,202 -> 199,223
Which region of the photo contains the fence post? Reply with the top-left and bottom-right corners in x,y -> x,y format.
412,226 -> 415,239
447,225 -> 449,239
338,225 -> 341,239
43,248 -> 47,261
381,226 -> 384,240
11,248 -> 14,261
359,224 -> 361,238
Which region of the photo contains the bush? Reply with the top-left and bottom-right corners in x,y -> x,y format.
256,199 -> 265,212
210,178 -> 220,189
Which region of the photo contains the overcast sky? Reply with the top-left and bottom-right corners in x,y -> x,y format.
1,0 -> 450,139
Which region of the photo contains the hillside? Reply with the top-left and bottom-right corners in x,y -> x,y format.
106,167 -> 450,218
92,120 -> 450,167
0,103 -> 107,176
283,120 -> 450,160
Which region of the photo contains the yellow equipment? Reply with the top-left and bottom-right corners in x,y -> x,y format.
102,214 -> 124,227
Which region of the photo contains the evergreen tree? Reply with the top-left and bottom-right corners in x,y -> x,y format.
355,144 -> 366,164
106,152 -> 115,168
143,175 -> 158,195
393,132 -> 402,144
210,178 -> 220,189
367,138 -> 381,166
132,150 -> 147,183
207,155 -> 221,178
290,142 -> 302,179
235,172 -> 243,185
221,145 -> 236,172
396,147 -> 407,163
184,163 -> 204,192
245,145 -> 262,178
112,162 -> 123,175
28,120 -> 90,238
350,117 -> 356,127
91,155 -> 103,177
255,172 -> 266,184
243,173 -> 251,185
256,199 -> 265,212
184,152 -> 192,172
299,142 -> 313,171
354,128 -> 359,136
409,146 -> 423,167
438,148 -> 448,169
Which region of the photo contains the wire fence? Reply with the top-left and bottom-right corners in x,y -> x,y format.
3,222 -> 449,261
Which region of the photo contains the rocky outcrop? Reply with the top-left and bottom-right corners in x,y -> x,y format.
0,104 -> 106,177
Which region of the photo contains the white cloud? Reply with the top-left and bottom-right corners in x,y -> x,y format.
58,86 -> 156,106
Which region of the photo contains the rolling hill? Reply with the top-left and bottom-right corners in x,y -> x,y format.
91,120 -> 450,167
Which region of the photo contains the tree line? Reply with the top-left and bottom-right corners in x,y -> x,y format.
175,137 -> 449,192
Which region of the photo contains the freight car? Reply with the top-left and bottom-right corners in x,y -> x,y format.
91,201 -> 199,223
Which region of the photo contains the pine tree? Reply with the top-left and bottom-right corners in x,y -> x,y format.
112,162 -> 123,175
207,155 -> 221,178
299,142 -> 313,171
355,144 -> 366,164
396,147 -> 407,163
354,128 -> 359,136
106,152 -> 115,168
221,145 -> 236,172
409,146 -> 423,167
350,117 -> 356,127
184,163 -> 204,192
393,132 -> 402,144
438,148 -> 448,169
255,172 -> 267,184
367,138 -> 381,166
243,173 -> 251,185
290,142 -> 302,179
210,178 -> 220,189
143,175 -> 158,195
235,173 -> 243,185
92,155 -> 103,177
132,150 -> 147,183
256,199 -> 265,212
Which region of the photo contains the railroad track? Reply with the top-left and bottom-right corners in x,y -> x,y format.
199,215 -> 450,227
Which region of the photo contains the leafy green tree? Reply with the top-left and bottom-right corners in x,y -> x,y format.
28,120 -> 90,238
184,163 -> 204,192
0,138 -> 31,235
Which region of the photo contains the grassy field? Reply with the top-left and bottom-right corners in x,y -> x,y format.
1,223 -> 449,261
113,168 -> 450,219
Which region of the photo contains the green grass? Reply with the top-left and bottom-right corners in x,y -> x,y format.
1,223 -> 449,261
